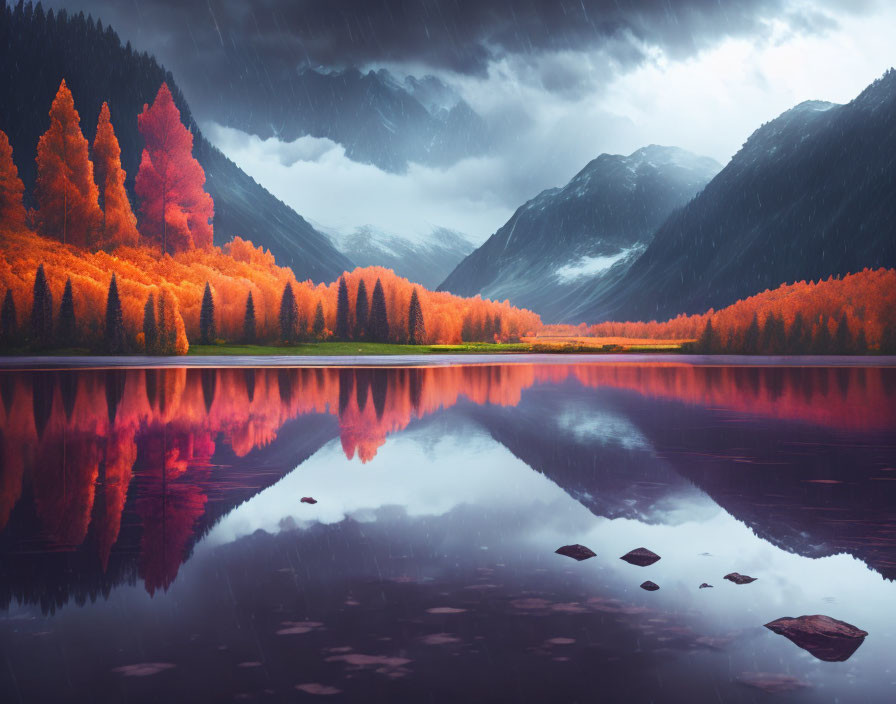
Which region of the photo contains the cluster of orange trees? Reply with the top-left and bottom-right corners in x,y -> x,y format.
546,269 -> 896,354
0,79 -> 540,352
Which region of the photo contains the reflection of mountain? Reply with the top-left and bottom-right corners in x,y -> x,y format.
1,363 -> 894,611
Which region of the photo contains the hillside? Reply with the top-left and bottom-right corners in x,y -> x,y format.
0,2 -> 352,282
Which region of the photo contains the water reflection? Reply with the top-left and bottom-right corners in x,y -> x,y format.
0,363 -> 895,701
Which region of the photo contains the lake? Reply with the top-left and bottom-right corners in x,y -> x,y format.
0,360 -> 894,702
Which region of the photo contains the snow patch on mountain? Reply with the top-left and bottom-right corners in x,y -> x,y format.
555,246 -> 645,283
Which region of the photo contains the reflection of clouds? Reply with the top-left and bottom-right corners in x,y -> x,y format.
204,423 -> 570,546
555,407 -> 649,450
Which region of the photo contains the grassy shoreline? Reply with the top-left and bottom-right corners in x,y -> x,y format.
186,341 -> 685,356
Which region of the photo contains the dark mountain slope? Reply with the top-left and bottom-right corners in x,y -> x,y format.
590,69 -> 896,322
0,2 -> 351,282
438,145 -> 719,322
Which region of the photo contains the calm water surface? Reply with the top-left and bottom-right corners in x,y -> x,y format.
0,362 -> 894,703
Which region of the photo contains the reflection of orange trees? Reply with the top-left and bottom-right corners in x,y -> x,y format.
0,363 -> 892,593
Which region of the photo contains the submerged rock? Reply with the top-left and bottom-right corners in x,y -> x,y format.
764,615 -> 868,662
620,548 -> 661,566
724,572 -> 756,584
699,583 -> 713,589
640,581 -> 660,591
555,544 -> 596,561
300,496 -> 318,504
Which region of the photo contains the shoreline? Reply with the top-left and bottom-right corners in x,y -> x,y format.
0,353 -> 894,369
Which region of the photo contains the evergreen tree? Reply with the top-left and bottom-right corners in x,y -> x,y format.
742,313 -> 760,354
104,273 -> 126,353
30,263 -> 53,348
199,282 -> 216,344
493,314 -> 503,341
697,318 -> 715,354
143,293 -> 157,353
335,276 -> 350,340
881,322 -> 896,355
786,311 -> 807,354
407,288 -> 426,344
461,314 -> 474,342
243,291 -> 256,344
0,290 -> 16,348
811,317 -> 832,354
279,282 -> 299,343
312,300 -> 326,339
833,312 -> 853,354
354,279 -> 369,339
57,277 -> 76,344
854,327 -> 868,355
367,278 -> 389,342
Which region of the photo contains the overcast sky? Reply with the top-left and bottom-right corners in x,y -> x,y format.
45,0 -> 896,242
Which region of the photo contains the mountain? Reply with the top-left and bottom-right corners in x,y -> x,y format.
326,226 -> 475,289
0,2 -> 352,282
586,69 -> 896,322
207,66 -> 490,173
438,145 -> 720,321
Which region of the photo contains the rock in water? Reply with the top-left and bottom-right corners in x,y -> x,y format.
699,583 -> 713,589
300,496 -> 318,505
764,615 -> 868,662
640,581 -> 660,591
724,572 -> 757,584
555,544 -> 596,561
620,548 -> 661,566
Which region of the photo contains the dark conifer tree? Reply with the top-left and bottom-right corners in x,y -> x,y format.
199,282 -> 216,344
833,312 -> 853,354
407,288 -> 426,344
104,273 -> 126,354
786,311 -> 807,354
697,318 -> 715,354
461,314 -> 474,342
811,317 -> 832,354
880,323 -> 896,355
30,263 -> 53,348
143,293 -> 157,352
57,277 -> 76,344
354,279 -> 369,339
742,313 -> 760,354
335,276 -> 350,340
279,282 -> 299,343
1,289 -> 16,348
312,300 -> 326,339
493,314 -> 503,341
366,278 -> 389,342
854,327 -> 868,355
243,291 -> 256,343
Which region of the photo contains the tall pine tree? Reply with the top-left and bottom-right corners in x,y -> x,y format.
35,80 -> 102,247
367,278 -> 389,342
199,282 -> 216,344
696,318 -> 715,354
408,288 -> 426,344
354,279 -> 369,339
104,273 -> 126,354
786,311 -> 807,354
742,313 -> 760,354
312,301 -> 326,339
243,291 -> 256,343
0,130 -> 27,231
335,276 -> 350,340
279,282 -> 299,343
834,313 -> 853,354
30,264 -> 53,348
0,290 -> 16,348
57,277 -> 76,345
93,102 -> 139,249
143,293 -> 158,353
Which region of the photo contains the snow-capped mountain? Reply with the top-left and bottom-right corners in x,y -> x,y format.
438,145 -> 720,321
586,69 -> 896,322
209,66 -> 490,173
327,226 -> 475,290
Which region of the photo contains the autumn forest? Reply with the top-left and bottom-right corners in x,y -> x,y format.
0,79 -> 894,354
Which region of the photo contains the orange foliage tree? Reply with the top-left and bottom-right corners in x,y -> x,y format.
35,80 -> 102,248
0,130 -> 27,232
93,102 -> 139,249
136,83 -> 213,255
